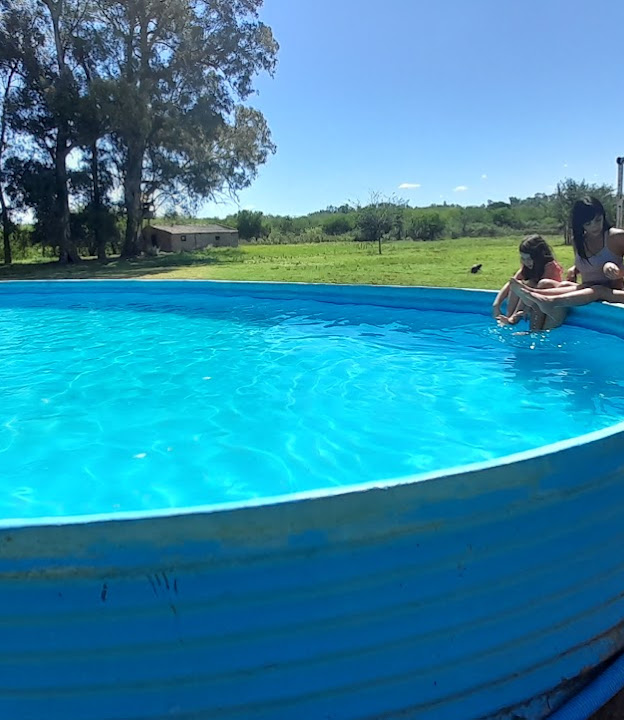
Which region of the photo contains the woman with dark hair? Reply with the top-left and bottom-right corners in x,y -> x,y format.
492,234 -> 564,329
510,197 -> 624,324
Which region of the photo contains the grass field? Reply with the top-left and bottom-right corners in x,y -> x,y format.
0,235 -> 575,290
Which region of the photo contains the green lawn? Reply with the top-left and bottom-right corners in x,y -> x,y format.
0,236 -> 575,291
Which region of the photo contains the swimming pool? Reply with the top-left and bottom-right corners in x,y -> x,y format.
2,280 -> 624,519
2,280 -> 624,720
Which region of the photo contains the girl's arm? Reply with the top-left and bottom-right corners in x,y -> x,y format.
604,230 -> 624,279
492,283 -> 510,317
492,268 -> 522,317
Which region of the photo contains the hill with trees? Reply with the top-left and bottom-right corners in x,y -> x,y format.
167,179 -> 616,251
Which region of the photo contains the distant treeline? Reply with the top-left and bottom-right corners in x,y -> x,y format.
3,178 -> 616,262
165,178 -> 616,247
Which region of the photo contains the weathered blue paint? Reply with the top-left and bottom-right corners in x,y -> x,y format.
1,280 -> 624,720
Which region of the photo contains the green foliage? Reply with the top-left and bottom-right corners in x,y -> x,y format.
355,194 -> 407,253
407,211 -> 446,241
237,209 -> 268,240
1,0 -> 279,259
323,215 -> 353,236
70,204 -> 121,256
98,0 -> 279,256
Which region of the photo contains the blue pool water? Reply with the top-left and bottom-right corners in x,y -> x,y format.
1,289 -> 624,519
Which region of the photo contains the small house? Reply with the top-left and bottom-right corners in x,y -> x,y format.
143,224 -> 239,253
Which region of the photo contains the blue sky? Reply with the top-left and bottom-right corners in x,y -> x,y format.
201,0 -> 624,218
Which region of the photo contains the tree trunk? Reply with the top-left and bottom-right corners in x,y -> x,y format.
42,2 -> 79,264
122,144 -> 143,258
0,190 -> 11,265
91,141 -> 106,261
0,63 -> 16,266
55,131 -> 80,264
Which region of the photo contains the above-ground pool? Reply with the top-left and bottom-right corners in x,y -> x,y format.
2,280 -> 624,519
2,280 -> 624,720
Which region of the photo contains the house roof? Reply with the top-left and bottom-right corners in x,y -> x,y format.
148,223 -> 237,235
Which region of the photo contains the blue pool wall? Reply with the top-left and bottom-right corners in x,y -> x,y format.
0,278 -> 619,335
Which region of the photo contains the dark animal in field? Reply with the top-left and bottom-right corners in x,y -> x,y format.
470,263 -> 482,274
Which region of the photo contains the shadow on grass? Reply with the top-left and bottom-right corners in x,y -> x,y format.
0,248 -> 245,281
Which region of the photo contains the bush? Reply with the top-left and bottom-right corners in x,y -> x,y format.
323,216 -> 353,236
407,212 -> 446,241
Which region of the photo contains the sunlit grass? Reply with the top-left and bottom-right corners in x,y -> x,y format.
0,236 -> 574,291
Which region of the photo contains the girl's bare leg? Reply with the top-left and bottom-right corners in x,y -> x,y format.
518,285 -> 601,309
509,280 -> 542,309
506,292 -> 521,317
510,279 -> 568,329
527,279 -> 557,330
509,278 -> 578,296
533,279 -> 567,329
541,307 -> 568,330
512,285 -> 624,330
594,287 -> 624,304
528,306 -> 546,331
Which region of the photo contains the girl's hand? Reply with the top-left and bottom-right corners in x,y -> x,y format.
603,262 -> 622,280
506,311 -> 526,325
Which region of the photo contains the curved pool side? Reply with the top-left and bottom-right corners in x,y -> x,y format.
1,280 -> 624,720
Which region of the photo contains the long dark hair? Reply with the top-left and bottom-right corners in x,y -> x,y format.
518,234 -> 556,281
571,196 -> 611,261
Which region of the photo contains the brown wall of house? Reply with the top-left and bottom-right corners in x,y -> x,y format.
143,227 -> 239,253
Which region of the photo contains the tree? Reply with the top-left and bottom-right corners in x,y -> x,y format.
6,158 -> 57,253
237,209 -> 265,240
0,34 -> 18,264
275,215 -> 295,234
95,0 -> 278,257
72,27 -> 117,261
323,215 -> 353,236
355,193 -> 406,254
0,1 -> 44,264
409,212 -> 446,241
3,0 -> 89,263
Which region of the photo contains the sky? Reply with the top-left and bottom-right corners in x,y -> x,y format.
200,0 -> 624,218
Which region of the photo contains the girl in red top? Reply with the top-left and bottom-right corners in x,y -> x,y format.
492,235 -> 564,330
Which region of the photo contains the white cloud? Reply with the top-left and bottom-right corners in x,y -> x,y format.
563,163 -> 568,168
398,182 -> 421,189
481,174 -> 487,180
454,185 -> 468,192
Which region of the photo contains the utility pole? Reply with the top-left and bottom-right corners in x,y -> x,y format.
616,157 -> 624,228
